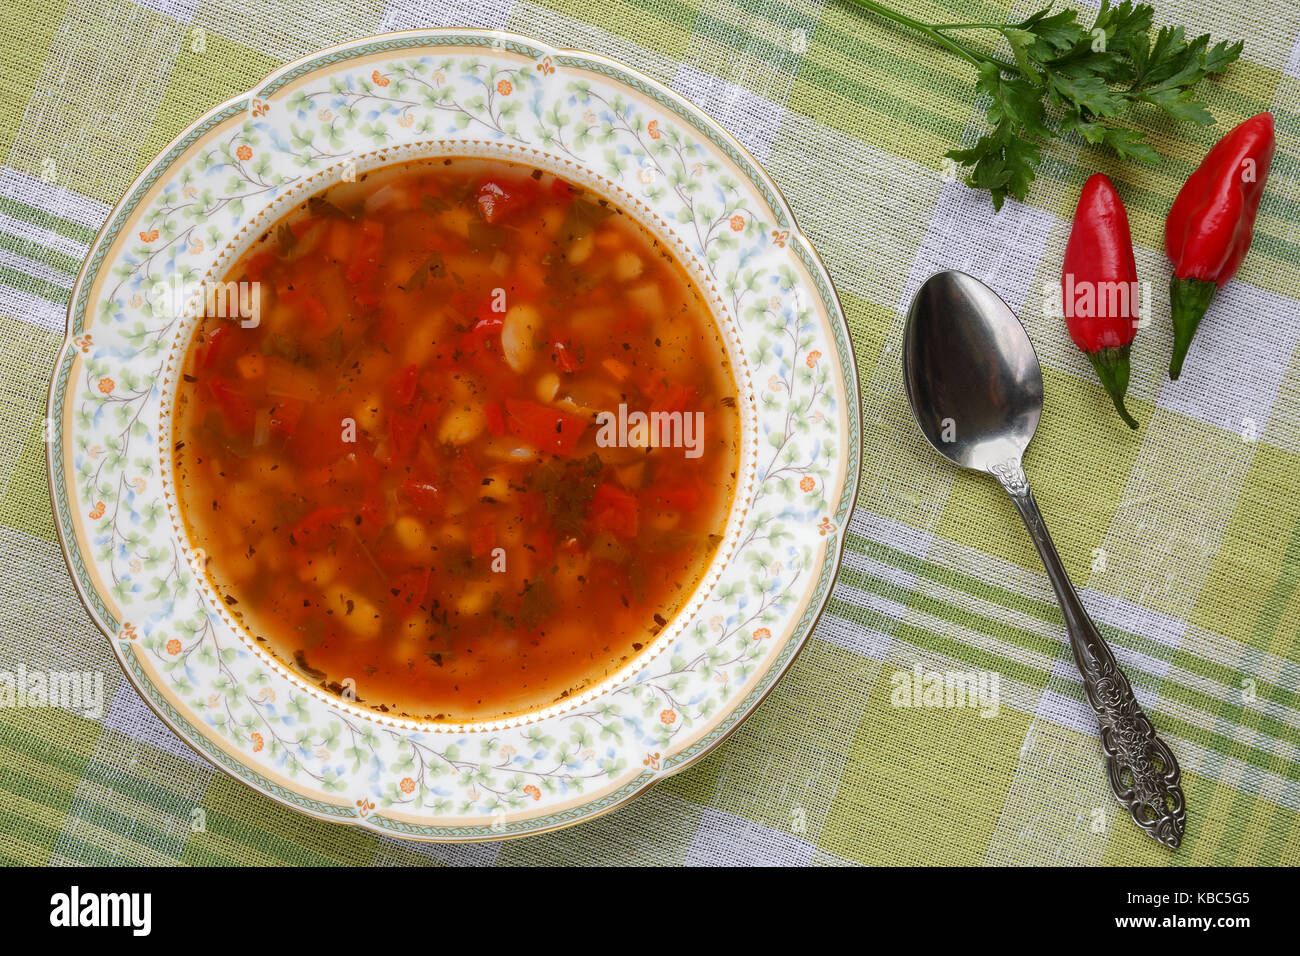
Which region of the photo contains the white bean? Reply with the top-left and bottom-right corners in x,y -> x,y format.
437,403 -> 485,444
501,303 -> 538,373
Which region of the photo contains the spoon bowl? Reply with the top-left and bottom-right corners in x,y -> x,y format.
903,271 -> 1042,472
902,270 -> 1187,850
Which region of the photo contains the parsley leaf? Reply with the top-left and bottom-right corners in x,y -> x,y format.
849,0 -> 1242,209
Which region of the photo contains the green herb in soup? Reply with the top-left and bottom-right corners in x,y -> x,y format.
173,157 -> 741,721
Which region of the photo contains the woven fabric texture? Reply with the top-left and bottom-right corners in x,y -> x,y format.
1,0 -> 1298,866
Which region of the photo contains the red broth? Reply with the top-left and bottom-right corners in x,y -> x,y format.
173,157 -> 740,721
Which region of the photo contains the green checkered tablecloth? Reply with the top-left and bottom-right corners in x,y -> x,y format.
1,0 -> 1297,867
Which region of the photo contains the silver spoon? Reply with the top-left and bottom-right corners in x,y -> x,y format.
901,270 -> 1186,849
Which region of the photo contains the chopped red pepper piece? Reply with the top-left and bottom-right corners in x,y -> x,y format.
387,408 -> 423,459
588,483 -> 639,538
653,482 -> 701,512
242,249 -> 277,283
470,523 -> 496,558
270,397 -> 306,437
356,491 -> 386,535
648,381 -> 696,415
504,398 -> 588,457
387,364 -> 419,406
549,340 -> 581,373
276,286 -> 332,328
290,505 -> 346,545
461,315 -> 504,355
345,220 -> 385,306
476,178 -> 537,224
390,567 -> 431,616
484,401 -> 506,436
202,324 -> 234,369
207,375 -> 255,430
400,479 -> 443,517
448,450 -> 483,498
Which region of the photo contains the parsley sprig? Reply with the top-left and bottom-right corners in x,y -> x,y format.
846,0 -> 1243,208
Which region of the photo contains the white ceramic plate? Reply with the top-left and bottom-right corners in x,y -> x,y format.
48,29 -> 860,840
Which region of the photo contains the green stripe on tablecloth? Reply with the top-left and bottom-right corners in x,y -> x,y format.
0,706 -> 100,865
838,527 -> 1300,784
1,0 -> 1297,867
0,264 -> 69,305
0,195 -> 98,246
0,230 -> 83,278
526,0 -> 697,62
185,772 -> 379,866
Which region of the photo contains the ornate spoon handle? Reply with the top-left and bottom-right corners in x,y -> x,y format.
989,458 -> 1187,848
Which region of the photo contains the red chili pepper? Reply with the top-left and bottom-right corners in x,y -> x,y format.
1061,173 -> 1140,430
1165,112 -> 1275,380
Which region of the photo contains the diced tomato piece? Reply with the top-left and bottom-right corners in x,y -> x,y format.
505,398 -> 588,457
390,567 -> 432,617
387,364 -> 419,406
470,523 -> 495,558
345,220 -> 384,282
289,216 -> 320,239
290,505 -> 346,545
417,370 -> 442,398
357,491 -> 386,535
653,482 -> 700,512
242,249 -> 277,283
276,286 -> 331,328
448,450 -> 482,498
388,408 -> 423,458
650,382 -> 696,415
588,483 -> 639,538
400,479 -> 443,517
207,375 -> 255,431
270,397 -> 306,437
326,220 -> 354,262
284,404 -> 351,469
201,324 -> 234,369
460,315 -> 503,354
484,401 -> 506,436
549,340 -> 581,373
509,255 -> 547,300
345,220 -> 385,306
476,178 -> 538,224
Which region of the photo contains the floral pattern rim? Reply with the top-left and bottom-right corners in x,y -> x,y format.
47,29 -> 862,841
